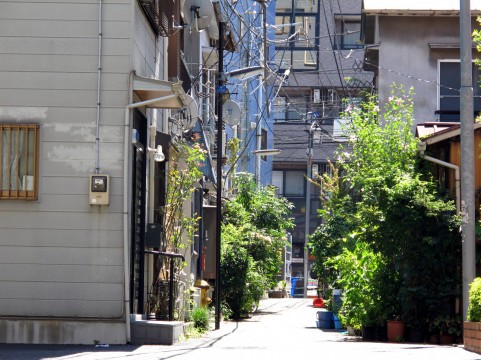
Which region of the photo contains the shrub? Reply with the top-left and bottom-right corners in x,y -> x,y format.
220,174 -> 294,319
221,239 -> 251,319
191,306 -> 210,331
468,277 -> 481,321
310,86 -> 461,330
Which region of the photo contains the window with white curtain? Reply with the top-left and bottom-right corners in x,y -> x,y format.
272,170 -> 284,195
1,124 -> 39,200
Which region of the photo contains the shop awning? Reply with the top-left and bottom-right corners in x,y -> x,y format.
132,75 -> 188,109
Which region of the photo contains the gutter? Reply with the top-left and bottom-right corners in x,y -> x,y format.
418,142 -> 460,215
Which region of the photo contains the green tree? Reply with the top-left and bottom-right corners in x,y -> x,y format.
310,85 -> 461,329
221,173 -> 294,319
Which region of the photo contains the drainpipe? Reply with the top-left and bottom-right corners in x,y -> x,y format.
123,71 -> 134,344
95,0 -> 103,174
418,142 -> 460,215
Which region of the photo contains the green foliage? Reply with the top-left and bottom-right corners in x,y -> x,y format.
474,18 -> 481,70
150,140 -> 206,320
163,141 -> 205,252
309,163 -> 355,292
221,173 -> 294,319
430,315 -> 462,336
191,306 -> 211,332
330,242 -> 396,327
468,278 -> 481,322
310,84 -> 461,330
220,232 -> 252,319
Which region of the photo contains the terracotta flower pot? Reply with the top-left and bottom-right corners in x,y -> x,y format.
439,334 -> 454,345
387,320 -> 405,342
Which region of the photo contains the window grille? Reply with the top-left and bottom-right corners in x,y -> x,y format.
0,124 -> 39,200
139,0 -> 174,37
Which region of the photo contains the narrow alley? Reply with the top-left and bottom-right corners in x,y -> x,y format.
1,298 -> 480,360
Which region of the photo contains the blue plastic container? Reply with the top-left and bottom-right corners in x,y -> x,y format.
333,314 -> 342,330
316,311 -> 333,329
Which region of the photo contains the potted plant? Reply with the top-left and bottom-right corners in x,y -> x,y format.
268,281 -> 287,298
387,315 -> 405,342
430,315 -> 461,345
338,302 -> 361,336
465,277 -> 481,353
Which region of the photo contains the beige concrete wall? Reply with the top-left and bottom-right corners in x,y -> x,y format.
0,319 -> 126,344
0,0 -> 132,343
375,16 -> 479,124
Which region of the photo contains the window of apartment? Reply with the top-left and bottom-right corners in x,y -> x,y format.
272,170 -> 284,196
334,15 -> 363,50
261,128 -> 268,161
1,124 -> 39,200
285,171 -> 305,196
275,4 -> 319,71
274,96 -> 309,122
276,0 -> 318,13
438,60 -> 481,121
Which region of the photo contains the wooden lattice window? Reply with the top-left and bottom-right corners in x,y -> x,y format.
0,124 -> 39,200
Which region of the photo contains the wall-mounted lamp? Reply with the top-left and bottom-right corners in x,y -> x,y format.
147,145 -> 166,162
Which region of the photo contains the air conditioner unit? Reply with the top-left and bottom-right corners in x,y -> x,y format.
313,89 -> 321,104
328,89 -> 337,104
212,130 -> 226,159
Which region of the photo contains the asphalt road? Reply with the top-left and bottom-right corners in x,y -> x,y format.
1,298 -> 480,360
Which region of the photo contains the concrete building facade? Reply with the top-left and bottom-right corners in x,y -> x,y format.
0,0 -> 203,344
0,0 -> 280,344
362,0 -> 481,124
272,0 -> 373,296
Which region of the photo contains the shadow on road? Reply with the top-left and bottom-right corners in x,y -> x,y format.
0,344 -> 140,360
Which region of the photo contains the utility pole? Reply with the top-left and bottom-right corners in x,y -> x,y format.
304,124 -> 314,298
215,20 -> 226,330
460,0 -> 476,320
256,75 -> 263,188
255,0 -> 267,188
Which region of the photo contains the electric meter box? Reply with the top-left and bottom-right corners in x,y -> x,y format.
89,174 -> 110,205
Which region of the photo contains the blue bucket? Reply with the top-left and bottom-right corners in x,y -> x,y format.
332,314 -> 342,329
316,311 -> 333,329
317,320 -> 332,329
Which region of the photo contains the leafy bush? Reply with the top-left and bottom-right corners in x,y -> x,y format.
468,278 -> 481,321
221,235 -> 251,319
220,173 -> 294,319
310,86 -> 461,330
191,306 -> 210,331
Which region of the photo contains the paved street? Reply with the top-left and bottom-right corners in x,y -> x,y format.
1,298 -> 480,360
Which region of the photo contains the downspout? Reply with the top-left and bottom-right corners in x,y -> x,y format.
123,72 -> 134,344
95,0 -> 103,174
418,142 -> 460,215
